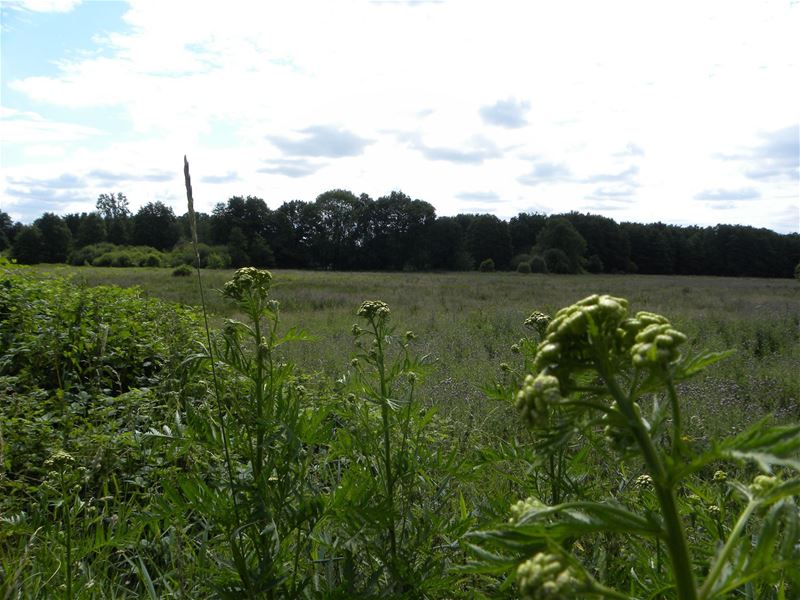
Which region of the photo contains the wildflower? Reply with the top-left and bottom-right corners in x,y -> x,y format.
635,474 -> 653,488
222,267 -> 273,301
357,300 -> 390,322
499,362 -> 511,372
517,552 -> 584,600
631,322 -> 687,368
713,470 -> 727,483
516,374 -> 563,428
45,450 -> 75,469
708,505 -> 721,519
404,330 -> 416,341
351,323 -> 362,336
509,496 -> 546,524
749,475 -> 778,497
524,311 -> 551,337
510,343 -> 521,354
406,371 -> 418,384
532,295 -> 629,374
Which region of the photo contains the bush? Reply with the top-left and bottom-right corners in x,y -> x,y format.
139,253 -> 162,267
206,251 -> 230,269
68,243 -> 118,266
91,246 -> 164,268
529,254 -> 548,273
543,248 -> 572,274
478,258 -> 495,272
510,253 -> 531,270
586,254 -> 604,274
795,261 -> 800,280
172,264 -> 193,277
517,261 -> 531,274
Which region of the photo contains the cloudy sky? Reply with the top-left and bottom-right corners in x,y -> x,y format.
1,0 -> 798,233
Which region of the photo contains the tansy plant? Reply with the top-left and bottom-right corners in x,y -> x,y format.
467,294 -> 800,599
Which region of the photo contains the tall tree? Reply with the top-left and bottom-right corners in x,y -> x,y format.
466,214 -> 513,270
535,217 -> 587,274
132,201 -> 180,251
97,193 -> 131,245
34,213 -> 72,262
76,212 -> 107,247
10,225 -> 44,264
0,210 -> 12,251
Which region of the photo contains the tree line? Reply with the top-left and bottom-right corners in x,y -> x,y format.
1,189 -> 798,278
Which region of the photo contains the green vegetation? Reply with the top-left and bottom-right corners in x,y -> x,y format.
3,191 -> 799,277
2,263 -> 798,597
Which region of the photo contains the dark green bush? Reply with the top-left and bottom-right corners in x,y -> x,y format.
543,247 -> 572,274
529,254 -> 548,273
517,261 -> 531,273
479,258 -> 496,272
172,264 -> 193,277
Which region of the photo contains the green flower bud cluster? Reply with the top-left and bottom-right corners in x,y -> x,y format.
516,374 -> 562,427
508,496 -> 546,524
517,553 -> 584,600
634,474 -> 653,487
357,300 -> 390,322
45,449 -> 75,469
713,470 -> 727,483
222,267 -> 273,301
708,504 -> 721,519
532,295 -> 628,374
630,318 -> 688,367
749,475 -> 778,497
524,311 -> 551,338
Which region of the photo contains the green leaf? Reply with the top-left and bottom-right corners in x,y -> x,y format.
674,349 -> 735,379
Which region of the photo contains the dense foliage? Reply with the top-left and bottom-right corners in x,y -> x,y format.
3,191 -> 799,276
1,263 -> 798,598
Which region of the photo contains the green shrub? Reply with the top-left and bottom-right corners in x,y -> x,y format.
139,253 -> 162,267
479,258 -> 496,272
206,251 -> 229,269
795,261 -> 800,280
517,261 -> 531,274
172,264 -> 193,277
529,254 -> 548,273
67,242 -> 118,266
543,247 -> 572,274
586,253 -> 604,273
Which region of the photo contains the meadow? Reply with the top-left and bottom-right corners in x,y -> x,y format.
30,265 -> 800,431
2,264 -> 799,598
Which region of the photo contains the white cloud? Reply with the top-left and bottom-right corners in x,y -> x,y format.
6,0 -> 81,13
1,0 -> 798,232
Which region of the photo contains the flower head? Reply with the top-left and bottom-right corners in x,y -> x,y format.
517,552 -> 584,600
509,496 -> 546,524
524,311 -> 552,338
532,295 -> 629,374
222,267 -> 273,301
749,475 -> 778,497
357,300 -> 390,322
516,374 -> 563,428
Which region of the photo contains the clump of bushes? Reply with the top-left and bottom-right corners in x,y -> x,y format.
517,261 -> 531,274
529,254 -> 548,273
168,242 -> 231,269
68,243 -> 164,268
479,258 -> 496,272
172,264 -> 193,277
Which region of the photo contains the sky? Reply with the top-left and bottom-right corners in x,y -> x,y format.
1,0 -> 798,233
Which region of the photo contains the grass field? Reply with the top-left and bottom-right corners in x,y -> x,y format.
5,264 -> 798,598
32,264 -> 800,432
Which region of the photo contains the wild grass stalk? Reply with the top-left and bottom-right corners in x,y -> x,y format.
183,155 -> 250,593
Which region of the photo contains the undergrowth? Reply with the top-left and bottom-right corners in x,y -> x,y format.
1,258 -> 797,598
